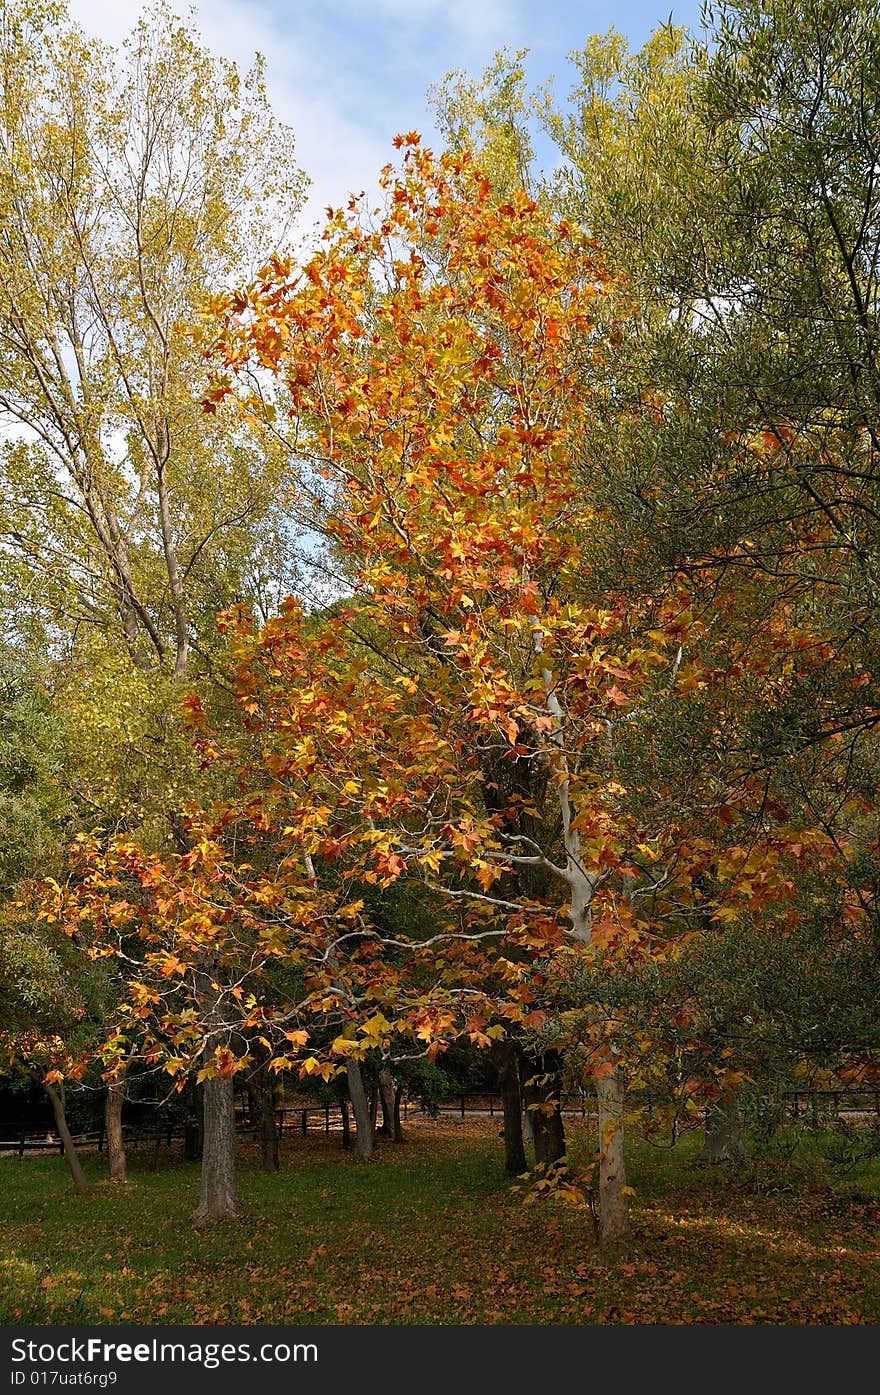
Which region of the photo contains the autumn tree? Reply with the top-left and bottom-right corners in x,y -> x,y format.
198,129 -> 860,1233
0,0 -> 309,1177
57,137 -> 708,1237
0,0 -> 305,795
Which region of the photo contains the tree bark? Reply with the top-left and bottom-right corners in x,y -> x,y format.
377,1067 -> 402,1141
492,1039 -> 527,1174
596,1068 -> 628,1242
245,1060 -> 280,1173
368,1081 -> 378,1135
193,958 -> 239,1222
42,1081 -> 89,1195
698,1098 -> 750,1166
524,1052 -> 567,1168
393,1082 -> 406,1143
194,1076 -> 239,1222
345,1058 -> 374,1161
104,1076 -> 127,1183
521,1099 -> 535,1147
340,1097 -> 351,1150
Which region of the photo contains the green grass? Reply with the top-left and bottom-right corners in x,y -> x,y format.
2,1117 -> 878,1325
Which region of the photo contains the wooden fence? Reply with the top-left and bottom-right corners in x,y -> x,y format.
3,1084 -> 879,1158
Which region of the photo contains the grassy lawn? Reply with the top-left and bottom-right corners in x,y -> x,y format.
1,1116 -> 878,1325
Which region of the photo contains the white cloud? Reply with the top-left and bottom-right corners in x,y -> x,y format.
66,0 -> 409,252
66,0 -> 690,256
334,0 -> 521,49
66,0 -> 133,45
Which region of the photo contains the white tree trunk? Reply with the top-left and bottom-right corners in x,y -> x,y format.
534,624 -> 630,1241
596,1069 -> 628,1242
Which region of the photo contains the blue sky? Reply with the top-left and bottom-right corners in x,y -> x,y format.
68,0 -> 706,238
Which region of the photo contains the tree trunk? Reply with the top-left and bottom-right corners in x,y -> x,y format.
340,1097 -> 351,1150
521,1100 -> 535,1147
524,1052 -> 567,1168
377,1067 -> 401,1141
368,1081 -> 378,1135
393,1083 -> 406,1143
698,1098 -> 750,1166
345,1058 -> 374,1161
194,1076 -> 239,1222
596,1068 -> 628,1242
42,1081 -> 89,1195
192,955 -> 239,1221
246,1060 -> 280,1173
104,1076 -> 127,1183
492,1040 -> 527,1174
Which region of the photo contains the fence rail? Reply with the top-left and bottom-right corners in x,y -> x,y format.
0,1128 -> 104,1157
426,1086 -> 880,1120
270,1105 -> 344,1137
3,1084 -> 879,1157
431,1092 -> 590,1118
0,1106 -> 349,1156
